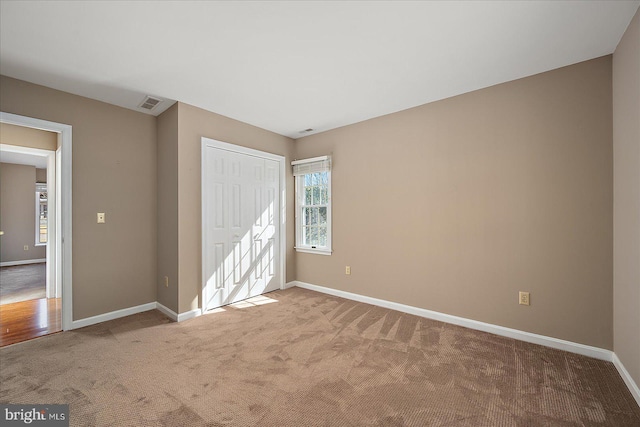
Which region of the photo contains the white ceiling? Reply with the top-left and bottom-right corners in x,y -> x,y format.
1,1 -> 638,139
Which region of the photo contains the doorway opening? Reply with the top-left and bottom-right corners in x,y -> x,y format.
0,112 -> 72,346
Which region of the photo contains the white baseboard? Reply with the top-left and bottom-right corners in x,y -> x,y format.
71,302 -> 157,329
0,258 -> 46,267
613,353 -> 640,407
71,300 -> 202,329
291,281 -> 613,362
283,281 -> 297,289
177,308 -> 202,322
156,302 -> 178,321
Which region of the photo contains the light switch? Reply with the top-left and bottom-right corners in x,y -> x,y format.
97,212 -> 105,224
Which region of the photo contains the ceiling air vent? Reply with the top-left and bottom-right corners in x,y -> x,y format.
298,128 -> 314,134
138,95 -> 162,111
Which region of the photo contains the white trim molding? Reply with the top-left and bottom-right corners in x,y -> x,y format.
0,258 -> 46,267
177,308 -> 202,323
71,302 -> 157,330
157,303 -> 201,323
156,302 -> 179,321
295,247 -> 333,256
291,281 -> 613,362
612,353 -> 640,406
177,308 -> 202,322
71,302 -> 202,330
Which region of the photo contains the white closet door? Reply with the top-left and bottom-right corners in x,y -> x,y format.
255,158 -> 280,295
203,146 -> 280,311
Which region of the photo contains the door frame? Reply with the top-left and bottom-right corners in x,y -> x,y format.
0,112 -> 73,331
201,137 -> 286,312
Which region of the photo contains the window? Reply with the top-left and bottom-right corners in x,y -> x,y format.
292,156 -> 332,255
36,183 -> 47,245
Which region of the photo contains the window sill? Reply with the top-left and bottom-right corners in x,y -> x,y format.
295,247 -> 332,256
34,243 -> 46,247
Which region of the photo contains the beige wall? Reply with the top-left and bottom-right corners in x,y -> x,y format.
36,168 -> 46,183
0,76 -> 158,320
0,162 -> 46,262
294,56 -> 613,349
156,103 -> 179,312
0,122 -> 57,151
613,9 -> 640,387
176,102 -> 295,313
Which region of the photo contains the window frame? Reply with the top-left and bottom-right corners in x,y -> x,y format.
294,169 -> 332,256
35,183 -> 48,246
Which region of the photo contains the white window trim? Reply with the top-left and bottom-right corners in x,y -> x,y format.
295,247 -> 333,256
293,159 -> 332,255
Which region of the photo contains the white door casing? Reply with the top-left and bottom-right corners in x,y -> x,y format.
0,112 -> 72,330
201,138 -> 285,312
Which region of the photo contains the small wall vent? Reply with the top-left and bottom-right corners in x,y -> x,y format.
138,95 -> 162,110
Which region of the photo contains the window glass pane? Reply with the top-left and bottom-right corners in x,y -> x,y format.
304,226 -> 318,246
318,207 -> 327,225
312,173 -> 319,186
312,186 -> 320,205
303,207 -> 318,226
305,174 -> 312,186
303,207 -> 311,226
318,226 -> 327,247
305,186 -> 312,205
320,187 -> 328,204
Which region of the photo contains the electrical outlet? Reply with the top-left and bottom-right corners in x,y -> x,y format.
97,212 -> 105,224
345,266 -> 351,275
164,276 -> 169,288
23,245 -> 29,251
519,291 -> 530,306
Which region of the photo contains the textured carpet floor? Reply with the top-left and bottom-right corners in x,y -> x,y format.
1,287 -> 638,426
0,263 -> 46,305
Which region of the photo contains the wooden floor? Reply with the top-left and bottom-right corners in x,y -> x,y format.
0,297 -> 62,347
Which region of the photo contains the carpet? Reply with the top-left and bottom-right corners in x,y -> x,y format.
0,287 -> 638,426
0,263 -> 46,305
